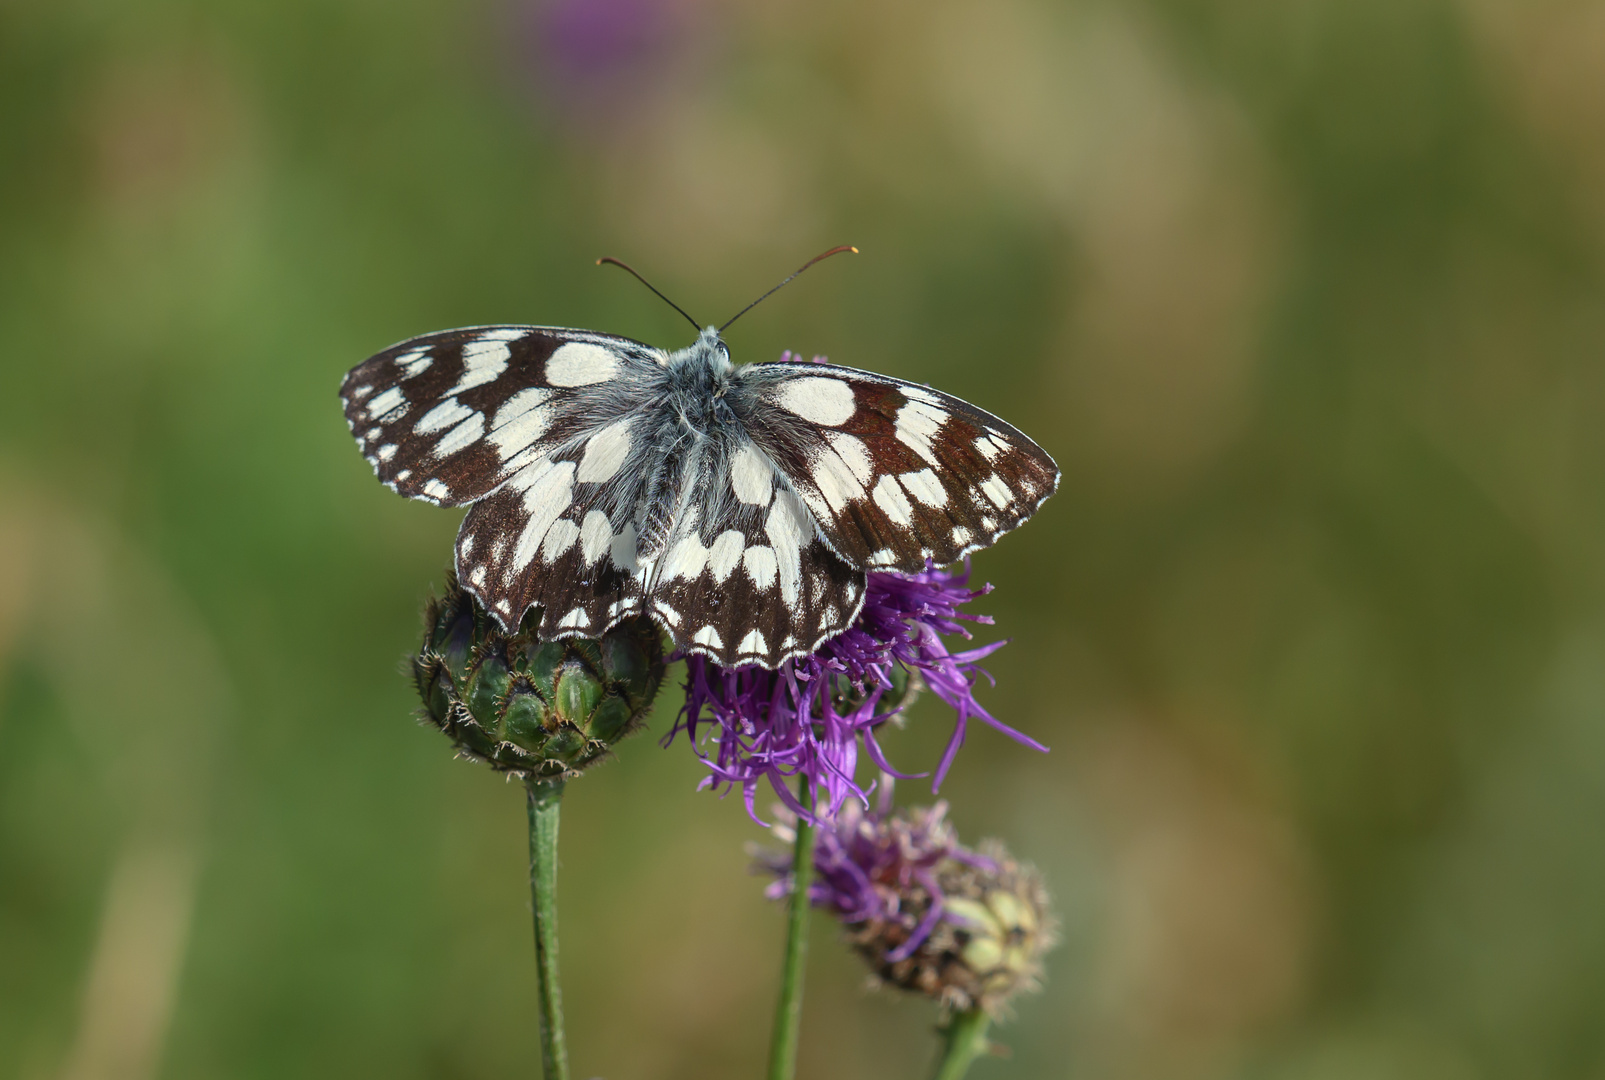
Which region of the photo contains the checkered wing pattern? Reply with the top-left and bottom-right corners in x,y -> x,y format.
731,362 -> 1059,574
341,327 -> 1058,668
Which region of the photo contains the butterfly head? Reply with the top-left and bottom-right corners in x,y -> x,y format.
668,325 -> 734,377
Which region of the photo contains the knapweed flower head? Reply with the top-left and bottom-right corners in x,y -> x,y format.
757,787 -> 1056,1015
668,561 -> 1047,822
413,572 -> 666,780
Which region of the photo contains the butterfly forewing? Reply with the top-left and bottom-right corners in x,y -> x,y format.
339,326 -> 665,506
731,363 -> 1059,574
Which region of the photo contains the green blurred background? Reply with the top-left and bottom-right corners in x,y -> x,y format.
4,0 -> 1604,1077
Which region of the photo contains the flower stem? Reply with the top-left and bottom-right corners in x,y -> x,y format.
526,778 -> 569,1080
766,777 -> 816,1080
930,1009 -> 993,1080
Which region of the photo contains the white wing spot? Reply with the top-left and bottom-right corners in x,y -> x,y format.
977,433 -> 1008,462
979,515 -> 997,532
542,518 -> 581,559
580,510 -> 613,564
899,468 -> 947,507
451,339 -> 512,395
377,444 -> 397,462
546,342 -> 618,386
417,398 -> 474,435
469,565 -> 487,586
367,387 -> 406,418
979,475 -> 1012,509
823,604 -> 839,626
348,383 -> 374,401
707,530 -> 745,583
871,474 -> 915,526
730,443 -> 773,505
868,548 -> 898,567
743,545 -> 778,591
511,460 -> 577,571
794,487 -> 832,528
559,607 -> 590,629
423,479 -> 451,501
692,626 -> 723,649
775,376 -> 856,426
662,535 -> 709,582
434,413 -> 485,457
826,432 -> 874,483
901,385 -> 940,405
894,399 -> 947,465
952,525 -> 973,547
395,469 -> 412,482
576,416 -> 636,483
810,444 -> 868,513
490,387 -> 556,457
395,349 -> 432,378
764,489 -> 811,605
738,629 -> 768,657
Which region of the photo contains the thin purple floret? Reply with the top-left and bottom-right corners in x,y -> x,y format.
757,790 -> 987,961
667,560 -> 1048,824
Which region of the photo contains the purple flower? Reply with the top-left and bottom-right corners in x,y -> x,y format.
756,788 -> 1056,1014
513,0 -> 692,126
665,559 -> 1048,824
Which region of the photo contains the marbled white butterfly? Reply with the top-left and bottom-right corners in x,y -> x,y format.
340,255 -> 1058,668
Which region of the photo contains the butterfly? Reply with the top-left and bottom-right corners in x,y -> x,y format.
340,255 -> 1058,668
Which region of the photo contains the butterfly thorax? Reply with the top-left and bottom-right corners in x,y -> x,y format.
664,327 -> 734,408
634,327 -> 738,562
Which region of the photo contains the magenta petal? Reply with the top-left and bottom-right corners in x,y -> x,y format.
665,558 -> 1047,819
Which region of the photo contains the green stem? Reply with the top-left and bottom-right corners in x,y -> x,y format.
765,777 -> 816,1080
930,1009 -> 993,1080
526,778 -> 569,1080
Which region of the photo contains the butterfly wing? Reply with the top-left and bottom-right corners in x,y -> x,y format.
341,325 -> 670,635
339,325 -> 666,506
642,426 -> 866,666
454,440 -> 657,638
729,362 -> 1059,574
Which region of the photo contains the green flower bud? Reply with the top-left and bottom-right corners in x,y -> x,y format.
411,573 -> 667,780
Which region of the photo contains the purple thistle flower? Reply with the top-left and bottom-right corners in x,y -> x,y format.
665,559 -> 1048,824
756,787 -> 1056,1014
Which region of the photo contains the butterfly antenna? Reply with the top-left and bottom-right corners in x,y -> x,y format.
719,245 -> 859,333
596,257 -> 702,332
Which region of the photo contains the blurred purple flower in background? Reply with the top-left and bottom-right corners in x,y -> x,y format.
513,0 -> 694,125
667,557 -> 1048,824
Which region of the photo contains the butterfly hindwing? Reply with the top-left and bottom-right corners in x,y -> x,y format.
339,326 -> 666,506
455,442 -> 650,639
729,362 -> 1059,574
645,433 -> 865,665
